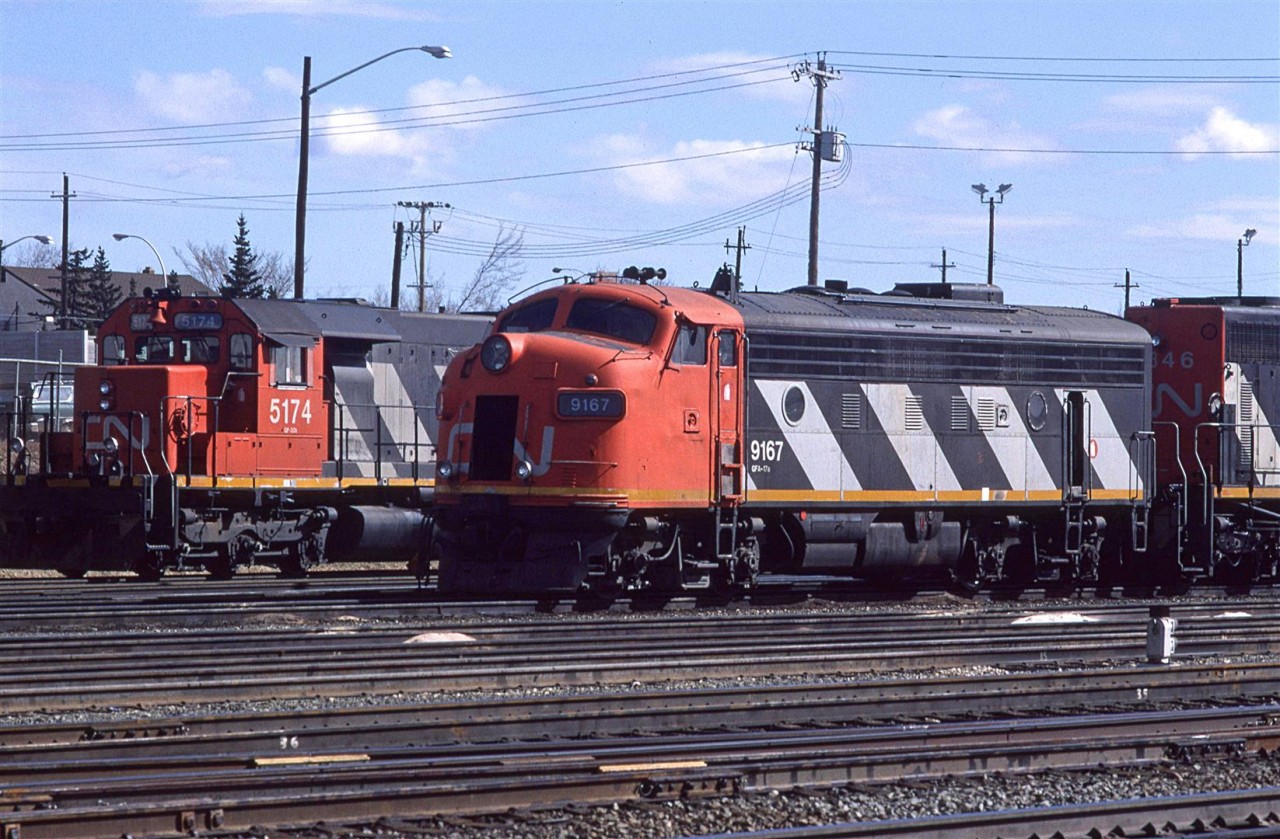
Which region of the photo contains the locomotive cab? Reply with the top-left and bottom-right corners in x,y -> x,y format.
434,269 -> 748,592
66,291 -> 327,479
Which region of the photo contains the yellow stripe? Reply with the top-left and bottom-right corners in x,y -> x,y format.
1217,487 -> 1280,500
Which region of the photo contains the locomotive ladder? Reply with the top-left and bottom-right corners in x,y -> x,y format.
714,504 -> 739,562
1063,488 -> 1087,559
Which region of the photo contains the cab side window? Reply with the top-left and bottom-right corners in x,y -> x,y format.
673,324 -> 707,365
717,331 -> 737,367
230,333 -> 254,370
101,335 -> 125,366
272,345 -> 306,386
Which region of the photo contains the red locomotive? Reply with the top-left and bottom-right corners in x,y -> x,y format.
0,288 -> 490,577
1127,295 -> 1280,583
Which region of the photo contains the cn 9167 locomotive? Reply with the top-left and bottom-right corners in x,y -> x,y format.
0,289 -> 490,578
433,270 -> 1161,594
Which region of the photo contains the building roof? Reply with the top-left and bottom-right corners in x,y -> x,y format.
0,265 -> 213,332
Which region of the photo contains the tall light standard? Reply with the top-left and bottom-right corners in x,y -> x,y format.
0,234 -> 55,285
972,182 -> 1012,286
1237,228 -> 1257,297
294,44 -> 452,300
113,233 -> 168,285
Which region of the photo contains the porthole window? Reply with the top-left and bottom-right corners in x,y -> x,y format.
783,385 -> 806,426
1026,391 -> 1049,431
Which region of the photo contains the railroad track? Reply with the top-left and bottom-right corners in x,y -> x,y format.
7,582 -> 1280,837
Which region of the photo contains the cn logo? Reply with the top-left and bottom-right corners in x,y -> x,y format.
85,415 -> 151,450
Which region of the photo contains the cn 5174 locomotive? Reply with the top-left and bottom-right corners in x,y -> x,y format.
432,270 -> 1155,593
0,289 -> 490,578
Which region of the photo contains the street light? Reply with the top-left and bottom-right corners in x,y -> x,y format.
1237,227 -> 1257,297
112,233 -> 168,286
0,234 -> 55,284
972,182 -> 1012,286
294,44 -> 452,300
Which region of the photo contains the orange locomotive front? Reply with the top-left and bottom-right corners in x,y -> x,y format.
433,269 -> 749,592
68,293 -> 327,480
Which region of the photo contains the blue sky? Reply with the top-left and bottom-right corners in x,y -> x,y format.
2,0 -> 1277,313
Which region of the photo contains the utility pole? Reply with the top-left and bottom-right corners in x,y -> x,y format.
396,200 -> 450,312
51,173 -> 75,328
931,248 -> 956,285
1114,269 -> 1138,311
390,221 -> 405,310
793,53 -> 841,286
723,226 -> 751,299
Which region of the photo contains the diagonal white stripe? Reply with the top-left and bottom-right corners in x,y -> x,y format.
754,380 -> 860,492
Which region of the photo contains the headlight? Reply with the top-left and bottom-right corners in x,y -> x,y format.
99,398 -> 112,411
8,437 -> 24,455
515,459 -> 533,480
480,335 -> 512,373
103,436 -> 120,456
438,460 -> 454,479
98,380 -> 113,396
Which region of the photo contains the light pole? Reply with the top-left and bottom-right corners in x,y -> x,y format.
0,234 -> 55,284
1237,228 -> 1257,297
113,233 -> 168,286
972,182 -> 1012,286
294,44 -> 452,300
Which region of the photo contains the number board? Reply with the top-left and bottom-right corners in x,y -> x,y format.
557,391 -> 625,418
174,312 -> 223,330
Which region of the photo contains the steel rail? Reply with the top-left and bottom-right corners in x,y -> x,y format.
2,705 -> 1274,839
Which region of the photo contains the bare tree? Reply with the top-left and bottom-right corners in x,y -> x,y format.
453,226 -> 525,312
1,240 -> 60,269
179,234 -> 294,298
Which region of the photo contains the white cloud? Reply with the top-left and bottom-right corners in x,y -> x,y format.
1104,87 -> 1222,116
262,66 -> 298,93
597,135 -> 796,205
1129,213 -> 1270,244
161,155 -> 234,178
1176,106 -> 1279,157
134,69 -> 251,123
912,104 -> 1058,164
405,76 -> 511,130
310,77 -> 506,173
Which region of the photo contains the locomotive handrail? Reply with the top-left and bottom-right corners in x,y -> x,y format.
1152,421 -> 1188,530
1128,429 -> 1157,505
331,400 -> 435,484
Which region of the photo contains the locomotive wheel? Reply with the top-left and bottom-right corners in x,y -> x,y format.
279,536 -> 322,579
132,553 -> 166,581
206,552 -> 235,581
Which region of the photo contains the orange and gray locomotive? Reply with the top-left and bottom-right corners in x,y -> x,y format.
432,272 -> 1155,593
0,289 -> 489,577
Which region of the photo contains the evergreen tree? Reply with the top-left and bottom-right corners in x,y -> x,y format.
84,247 -> 122,327
53,247 -> 92,327
219,214 -> 265,298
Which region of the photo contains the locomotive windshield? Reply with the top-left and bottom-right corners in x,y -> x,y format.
498,298 -> 557,333
133,334 -> 221,364
564,297 -> 657,345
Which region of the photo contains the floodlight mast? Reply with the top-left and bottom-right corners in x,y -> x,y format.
972,182 -> 1012,286
1238,227 -> 1258,297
